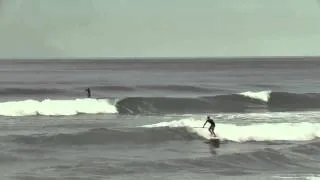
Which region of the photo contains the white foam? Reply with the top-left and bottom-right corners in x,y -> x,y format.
306,176 -> 320,180
0,98 -> 117,116
239,90 -> 271,102
141,118 -> 320,142
273,175 -> 320,180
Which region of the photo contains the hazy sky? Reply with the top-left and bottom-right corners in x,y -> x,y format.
1,0 -> 320,58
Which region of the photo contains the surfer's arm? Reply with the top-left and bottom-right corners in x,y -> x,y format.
203,121 -> 207,128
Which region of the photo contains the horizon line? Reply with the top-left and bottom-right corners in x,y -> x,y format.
0,55 -> 319,61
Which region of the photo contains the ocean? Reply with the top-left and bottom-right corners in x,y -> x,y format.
0,58 -> 319,180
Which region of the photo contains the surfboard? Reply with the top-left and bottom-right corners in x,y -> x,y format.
204,136 -> 220,148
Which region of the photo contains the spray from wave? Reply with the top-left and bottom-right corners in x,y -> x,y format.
141,118 -> 320,142
239,90 -> 271,102
0,98 -> 117,116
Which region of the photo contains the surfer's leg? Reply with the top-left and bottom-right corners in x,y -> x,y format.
209,125 -> 213,135
212,126 -> 216,136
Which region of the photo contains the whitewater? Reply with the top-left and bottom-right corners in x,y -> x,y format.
0,98 -> 117,116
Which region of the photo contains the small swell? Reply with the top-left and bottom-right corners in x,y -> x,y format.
90,85 -> 135,92
137,85 -> 216,93
10,127 -> 203,145
0,88 -> 65,95
90,84 -> 219,93
268,92 -> 320,111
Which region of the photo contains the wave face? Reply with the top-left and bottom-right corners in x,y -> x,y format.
268,92 -> 320,110
116,91 -> 320,114
141,118 -> 320,141
0,98 -> 117,116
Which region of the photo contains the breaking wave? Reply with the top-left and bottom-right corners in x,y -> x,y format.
141,118 -> 320,142
116,91 -> 320,114
0,98 -> 117,116
1,90 -> 320,116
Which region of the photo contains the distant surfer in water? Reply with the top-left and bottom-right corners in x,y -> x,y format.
85,88 -> 91,98
203,115 -> 216,137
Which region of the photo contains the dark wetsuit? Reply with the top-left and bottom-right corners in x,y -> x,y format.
86,88 -> 91,98
203,117 -> 216,136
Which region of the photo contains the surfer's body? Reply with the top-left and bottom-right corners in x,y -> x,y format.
203,116 -> 216,136
85,88 -> 91,98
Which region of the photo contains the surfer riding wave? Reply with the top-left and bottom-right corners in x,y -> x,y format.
203,115 -> 216,137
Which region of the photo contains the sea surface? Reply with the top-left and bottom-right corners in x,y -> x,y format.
0,58 -> 319,180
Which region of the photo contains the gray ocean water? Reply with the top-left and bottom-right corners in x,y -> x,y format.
0,58 -> 319,180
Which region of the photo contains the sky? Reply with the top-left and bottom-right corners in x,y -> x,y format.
1,0 -> 320,59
